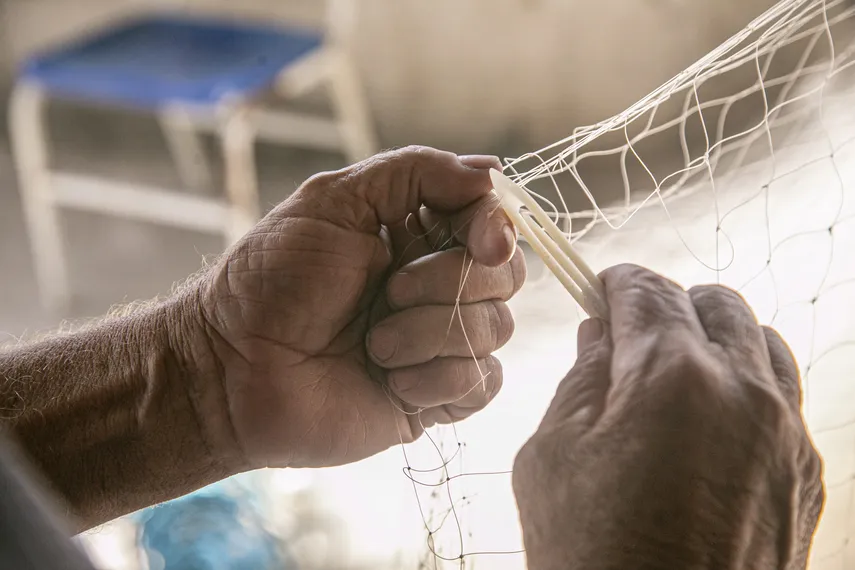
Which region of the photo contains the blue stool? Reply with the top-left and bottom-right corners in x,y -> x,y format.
137,480 -> 299,570
9,13 -> 376,312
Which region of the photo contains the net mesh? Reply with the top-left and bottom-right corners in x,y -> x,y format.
401,0 -> 855,568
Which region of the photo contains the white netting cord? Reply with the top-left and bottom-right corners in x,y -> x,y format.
504,0 -> 855,245
402,1 -> 855,568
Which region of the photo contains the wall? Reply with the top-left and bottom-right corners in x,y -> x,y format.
342,0 -> 784,153
0,0 -> 782,153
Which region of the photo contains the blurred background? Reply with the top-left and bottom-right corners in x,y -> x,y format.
0,0 -> 785,359
0,0 -> 801,569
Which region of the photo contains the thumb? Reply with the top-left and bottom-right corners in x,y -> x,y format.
412,192 -> 518,267
288,146 -> 515,265
324,145 -> 499,228
540,318 -> 612,430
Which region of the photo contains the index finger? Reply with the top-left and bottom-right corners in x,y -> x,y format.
315,146 -> 516,267
345,146 -> 501,225
601,264 -> 708,377
688,285 -> 772,378
414,193 -> 518,267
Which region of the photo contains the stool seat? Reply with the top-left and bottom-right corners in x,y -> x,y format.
10,11 -> 377,313
20,14 -> 323,109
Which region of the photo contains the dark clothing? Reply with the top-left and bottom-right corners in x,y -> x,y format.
0,436 -> 94,570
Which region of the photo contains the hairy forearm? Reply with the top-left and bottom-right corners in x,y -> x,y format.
0,295 -> 244,531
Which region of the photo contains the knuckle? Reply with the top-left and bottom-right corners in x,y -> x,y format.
762,325 -> 785,350
463,255 -> 520,304
602,263 -> 664,293
652,337 -> 716,380
690,284 -> 752,315
643,340 -> 727,405
393,145 -> 445,167
806,446 -> 823,484
600,262 -> 643,282
641,346 -> 800,448
513,435 -> 551,486
763,325 -> 799,372
485,300 -> 514,349
452,358 -> 473,395
690,283 -> 741,301
611,273 -> 687,322
740,380 -> 792,434
399,144 -> 432,156
300,168 -> 342,195
512,442 -> 536,491
454,358 -> 501,410
485,356 -> 504,401
466,303 -> 495,353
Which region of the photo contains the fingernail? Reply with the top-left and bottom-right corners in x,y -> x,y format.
391,369 -> 421,393
458,154 -> 501,170
369,324 -> 399,363
388,272 -> 421,307
577,318 -> 605,353
502,223 -> 517,259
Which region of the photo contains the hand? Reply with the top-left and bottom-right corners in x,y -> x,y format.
512,264 -> 823,570
192,146 -> 526,470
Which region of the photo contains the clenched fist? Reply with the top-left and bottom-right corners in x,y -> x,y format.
0,146 -> 527,530
195,146 -> 526,470
512,264 -> 823,570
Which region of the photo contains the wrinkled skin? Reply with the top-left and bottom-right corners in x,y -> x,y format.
197,146 -> 526,470
513,264 -> 824,570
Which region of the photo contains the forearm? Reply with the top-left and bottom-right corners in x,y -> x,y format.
0,294 -> 245,531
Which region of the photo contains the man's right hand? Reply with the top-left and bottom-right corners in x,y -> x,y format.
512,264 -> 824,570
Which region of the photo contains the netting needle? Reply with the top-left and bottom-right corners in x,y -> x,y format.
490,169 -> 609,320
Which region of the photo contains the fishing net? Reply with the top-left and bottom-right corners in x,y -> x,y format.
403,1 -> 855,568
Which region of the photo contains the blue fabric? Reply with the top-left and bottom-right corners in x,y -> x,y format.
136,479 -> 298,570
20,14 -> 323,109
